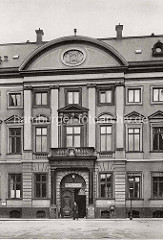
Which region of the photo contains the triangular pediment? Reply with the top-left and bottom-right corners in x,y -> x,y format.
5,115 -> 23,124
125,111 -> 145,120
58,104 -> 89,113
148,111 -> 163,119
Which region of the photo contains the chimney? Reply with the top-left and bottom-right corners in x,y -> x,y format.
35,28 -> 44,43
115,24 -> 123,39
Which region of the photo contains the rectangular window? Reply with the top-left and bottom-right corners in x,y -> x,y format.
128,89 -> 141,103
67,91 -> 80,105
128,128 -> 140,152
100,126 -> 112,152
35,174 -> 47,198
153,127 -> 163,151
153,176 -> 163,198
153,88 -> 163,102
66,126 -> 81,147
9,93 -> 21,107
128,175 -> 141,199
35,127 -> 47,152
9,128 -> 21,154
35,92 -> 48,106
99,173 -> 112,198
99,90 -> 112,104
9,174 -> 22,199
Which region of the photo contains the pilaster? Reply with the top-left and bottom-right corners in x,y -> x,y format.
24,86 -> 32,151
87,84 -> 96,148
50,85 -> 59,148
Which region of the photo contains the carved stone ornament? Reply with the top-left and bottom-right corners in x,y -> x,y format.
62,49 -> 85,66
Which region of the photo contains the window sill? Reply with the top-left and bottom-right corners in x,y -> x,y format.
126,102 -> 143,106
126,151 -> 143,153
96,198 -> 115,200
7,153 -> 22,155
33,105 -> 49,108
149,198 -> 163,200
33,198 -> 50,200
7,198 -> 22,200
151,102 -> 163,105
127,198 -> 144,201
150,151 -> 163,153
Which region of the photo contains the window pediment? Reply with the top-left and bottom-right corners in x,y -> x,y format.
148,111 -> 163,120
58,104 -> 88,114
5,115 -> 23,124
125,111 -> 145,120
33,114 -> 50,124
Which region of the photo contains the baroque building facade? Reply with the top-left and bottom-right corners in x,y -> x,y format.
0,25 -> 163,218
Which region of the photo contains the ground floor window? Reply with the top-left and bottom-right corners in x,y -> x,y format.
9,174 -> 22,199
152,173 -> 163,198
35,173 -> 47,198
99,173 -> 113,198
127,174 -> 141,199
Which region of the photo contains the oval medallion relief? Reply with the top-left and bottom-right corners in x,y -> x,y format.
61,49 -> 85,66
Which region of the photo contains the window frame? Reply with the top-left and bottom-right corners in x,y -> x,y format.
35,126 -> 48,153
127,173 -> 142,199
126,124 -> 143,153
126,86 -> 143,105
34,90 -> 49,107
8,173 -> 22,199
65,125 -> 83,148
8,127 -> 22,154
100,125 -> 113,152
34,173 -> 48,199
8,91 -> 22,109
97,87 -> 114,106
99,172 -> 113,199
65,88 -> 82,106
152,173 -> 163,199
150,123 -> 163,152
151,86 -> 163,104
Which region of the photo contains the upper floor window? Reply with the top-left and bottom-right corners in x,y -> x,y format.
35,92 -> 48,106
152,173 -> 163,198
128,128 -> 141,152
9,128 -> 21,154
100,126 -> 112,152
9,93 -> 21,108
127,174 -> 141,199
66,89 -> 81,105
99,173 -> 113,199
153,127 -> 163,151
99,90 -> 112,104
35,127 -> 47,153
152,88 -> 163,103
127,88 -> 141,104
66,126 -> 81,148
9,174 -> 22,199
35,173 -> 47,198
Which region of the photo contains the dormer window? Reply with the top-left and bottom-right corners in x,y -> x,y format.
152,41 -> 163,56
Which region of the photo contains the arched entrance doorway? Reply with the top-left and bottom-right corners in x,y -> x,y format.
60,173 -> 86,218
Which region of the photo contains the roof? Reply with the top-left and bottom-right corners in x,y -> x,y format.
0,34 -> 163,69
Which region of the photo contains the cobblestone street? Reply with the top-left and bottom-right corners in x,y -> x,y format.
0,219 -> 163,239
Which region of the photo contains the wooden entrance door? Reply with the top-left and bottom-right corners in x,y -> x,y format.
61,189 -> 74,217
